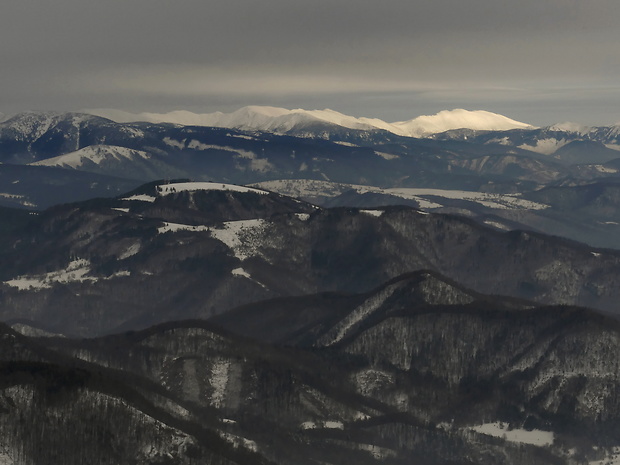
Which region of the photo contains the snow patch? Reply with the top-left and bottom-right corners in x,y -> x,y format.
3,259 -> 129,290
318,285 -> 400,346
300,420 -> 344,430
0,193 -> 36,207
360,209 -> 384,218
470,422 -> 554,447
5,259 -> 94,290
357,443 -> 397,460
157,222 -> 209,234
218,432 -> 257,452
210,219 -> 267,260
210,359 -> 230,408
589,447 -> 620,465
384,188 -> 549,210
119,243 -> 141,259
232,267 -> 251,279
122,194 -> 156,202
162,137 -> 185,149
484,220 -> 510,230
518,138 -> 569,155
549,122 -> 592,134
375,151 -> 399,160
592,165 -> 618,174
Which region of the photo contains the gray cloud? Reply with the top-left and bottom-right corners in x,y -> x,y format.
1,0 -> 619,124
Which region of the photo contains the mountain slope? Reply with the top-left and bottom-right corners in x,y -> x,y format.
14,273 -> 620,464
0,163 -> 142,209
1,181 -> 619,337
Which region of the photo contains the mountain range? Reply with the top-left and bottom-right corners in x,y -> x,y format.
87,106 -> 536,138
1,103 -> 620,464
0,107 -> 619,246
1,180 -> 618,337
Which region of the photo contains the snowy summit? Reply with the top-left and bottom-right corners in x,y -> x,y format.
86,106 -> 535,138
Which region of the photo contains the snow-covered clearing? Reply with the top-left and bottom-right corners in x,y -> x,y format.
590,447 -> 620,465
4,259 -> 131,290
518,138 -> 569,155
300,421 -> 344,430
383,188 -> 548,210
122,194 -> 156,202
157,222 -> 209,234
210,219 -> 267,260
470,422 -> 554,447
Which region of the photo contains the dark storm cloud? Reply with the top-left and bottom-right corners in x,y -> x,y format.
1,0 -> 619,124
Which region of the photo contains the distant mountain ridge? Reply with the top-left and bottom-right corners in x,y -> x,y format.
86,106 -> 535,138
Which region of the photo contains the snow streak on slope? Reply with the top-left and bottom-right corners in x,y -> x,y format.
469,423 -> 554,447
87,106 -> 534,138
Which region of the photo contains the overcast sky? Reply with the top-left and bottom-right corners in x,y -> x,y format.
2,0 -> 619,125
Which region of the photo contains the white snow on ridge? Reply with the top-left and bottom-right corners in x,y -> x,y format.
121,182 -> 269,204
156,182 -> 269,196
548,121 -> 593,134
31,145 -> 151,169
393,109 -> 534,138
384,188 -> 549,210
252,180 -> 548,211
87,106 -> 534,138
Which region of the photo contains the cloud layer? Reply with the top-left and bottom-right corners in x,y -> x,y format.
2,0 -> 619,124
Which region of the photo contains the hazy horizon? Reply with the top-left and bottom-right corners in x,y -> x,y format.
2,0 -> 618,126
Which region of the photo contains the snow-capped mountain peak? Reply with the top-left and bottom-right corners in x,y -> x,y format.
85,106 -> 534,138
547,121 -> 593,134
392,109 -> 535,137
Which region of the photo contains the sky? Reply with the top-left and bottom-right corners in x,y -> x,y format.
1,0 -> 619,126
